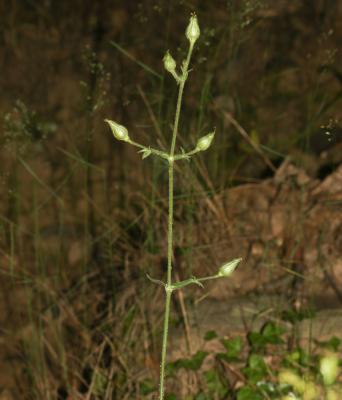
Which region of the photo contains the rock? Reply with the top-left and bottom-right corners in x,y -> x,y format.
169,295 -> 342,360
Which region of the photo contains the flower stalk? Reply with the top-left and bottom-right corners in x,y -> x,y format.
105,13 -> 241,400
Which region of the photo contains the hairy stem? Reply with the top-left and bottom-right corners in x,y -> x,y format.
158,288 -> 172,400
170,43 -> 194,156
159,43 -> 194,400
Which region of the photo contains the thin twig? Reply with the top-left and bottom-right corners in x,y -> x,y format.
137,85 -> 165,146
85,341 -> 106,400
175,271 -> 193,354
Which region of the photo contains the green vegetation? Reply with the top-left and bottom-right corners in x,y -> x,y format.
157,319 -> 342,399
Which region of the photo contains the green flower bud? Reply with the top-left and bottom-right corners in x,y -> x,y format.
105,119 -> 130,142
186,13 -> 200,45
196,131 -> 215,151
218,258 -> 242,277
163,51 -> 176,74
320,354 -> 339,385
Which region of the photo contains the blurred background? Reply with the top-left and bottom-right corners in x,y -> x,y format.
0,1 -> 341,399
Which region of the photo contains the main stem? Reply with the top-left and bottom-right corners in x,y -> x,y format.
159,43 -> 194,400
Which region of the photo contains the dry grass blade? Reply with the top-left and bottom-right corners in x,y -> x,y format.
222,111 -> 277,173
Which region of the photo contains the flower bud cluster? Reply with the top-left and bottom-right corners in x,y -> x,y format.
163,14 -> 200,83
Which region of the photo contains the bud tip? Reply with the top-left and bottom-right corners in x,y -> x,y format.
186,13 -> 200,44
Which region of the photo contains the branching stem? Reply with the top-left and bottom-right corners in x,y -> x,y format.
159,42 -> 194,400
